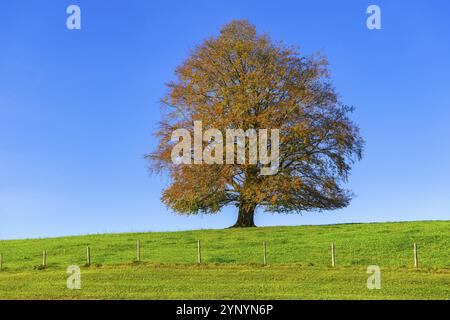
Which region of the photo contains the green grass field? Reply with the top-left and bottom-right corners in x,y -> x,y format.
0,221 -> 449,299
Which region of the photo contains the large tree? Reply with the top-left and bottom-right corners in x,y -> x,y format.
148,20 -> 364,228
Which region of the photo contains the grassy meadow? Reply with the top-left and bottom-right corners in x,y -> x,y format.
0,220 -> 449,299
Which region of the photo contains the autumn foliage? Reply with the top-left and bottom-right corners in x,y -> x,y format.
148,20 -> 364,227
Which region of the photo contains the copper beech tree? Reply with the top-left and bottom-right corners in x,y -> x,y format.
148,20 -> 364,228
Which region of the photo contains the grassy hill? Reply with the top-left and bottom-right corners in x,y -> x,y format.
0,220 -> 449,299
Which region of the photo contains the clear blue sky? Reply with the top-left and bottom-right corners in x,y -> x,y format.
1,0 -> 449,239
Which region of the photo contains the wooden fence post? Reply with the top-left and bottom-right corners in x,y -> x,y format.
136,240 -> 141,262
413,242 -> 418,268
42,250 -> 47,268
263,241 -> 267,266
197,240 -> 202,264
331,242 -> 336,267
0,253 -> 3,270
86,246 -> 91,266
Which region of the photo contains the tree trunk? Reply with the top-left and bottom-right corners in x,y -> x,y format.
230,204 -> 256,228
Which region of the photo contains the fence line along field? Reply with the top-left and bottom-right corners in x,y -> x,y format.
0,220 -> 449,299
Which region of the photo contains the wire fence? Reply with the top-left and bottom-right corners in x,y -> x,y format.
0,239 -> 430,272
